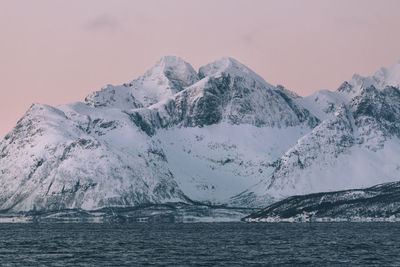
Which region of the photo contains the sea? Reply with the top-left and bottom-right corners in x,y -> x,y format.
0,222 -> 399,266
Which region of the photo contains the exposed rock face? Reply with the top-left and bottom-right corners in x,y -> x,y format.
243,181 -> 400,222
2,57 -> 400,214
125,66 -> 318,132
232,61 -> 400,207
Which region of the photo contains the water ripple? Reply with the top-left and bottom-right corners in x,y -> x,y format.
0,222 -> 399,266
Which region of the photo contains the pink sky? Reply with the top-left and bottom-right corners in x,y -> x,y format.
1,0 -> 400,137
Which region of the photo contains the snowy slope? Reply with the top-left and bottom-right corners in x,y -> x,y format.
157,124 -> 310,204
85,56 -> 199,109
0,56 -> 317,212
233,60 -> 400,207
2,57 -> 400,214
295,89 -> 346,120
0,102 -> 186,211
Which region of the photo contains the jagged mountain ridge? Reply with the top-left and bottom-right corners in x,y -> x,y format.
232,60 -> 400,207
0,56 -> 317,212
1,56 -> 400,213
85,56 -> 199,109
124,58 -> 318,135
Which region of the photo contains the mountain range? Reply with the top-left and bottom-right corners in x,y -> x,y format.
1,56 -> 400,220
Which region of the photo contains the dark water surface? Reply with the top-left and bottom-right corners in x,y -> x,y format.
0,222 -> 400,266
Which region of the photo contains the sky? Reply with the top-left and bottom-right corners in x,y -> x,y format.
1,0 -> 400,137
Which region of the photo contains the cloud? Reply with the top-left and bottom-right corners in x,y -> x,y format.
240,33 -> 255,44
85,14 -> 120,32
239,28 -> 264,45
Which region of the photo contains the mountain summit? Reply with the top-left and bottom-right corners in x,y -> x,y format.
85,56 -> 199,109
1,57 -> 400,215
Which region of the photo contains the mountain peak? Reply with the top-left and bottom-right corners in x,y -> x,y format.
338,60 -> 400,98
199,57 -> 273,89
372,60 -> 400,88
155,55 -> 190,67
85,56 -> 199,109
199,57 -> 252,77
149,56 -> 196,76
140,56 -> 199,90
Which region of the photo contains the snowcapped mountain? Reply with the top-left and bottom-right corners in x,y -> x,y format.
337,60 -> 400,99
233,60 -> 400,207
0,102 -> 187,212
1,56 -> 400,215
85,56 -> 199,109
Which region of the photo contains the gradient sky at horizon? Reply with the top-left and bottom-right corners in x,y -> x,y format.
1,0 -> 400,137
